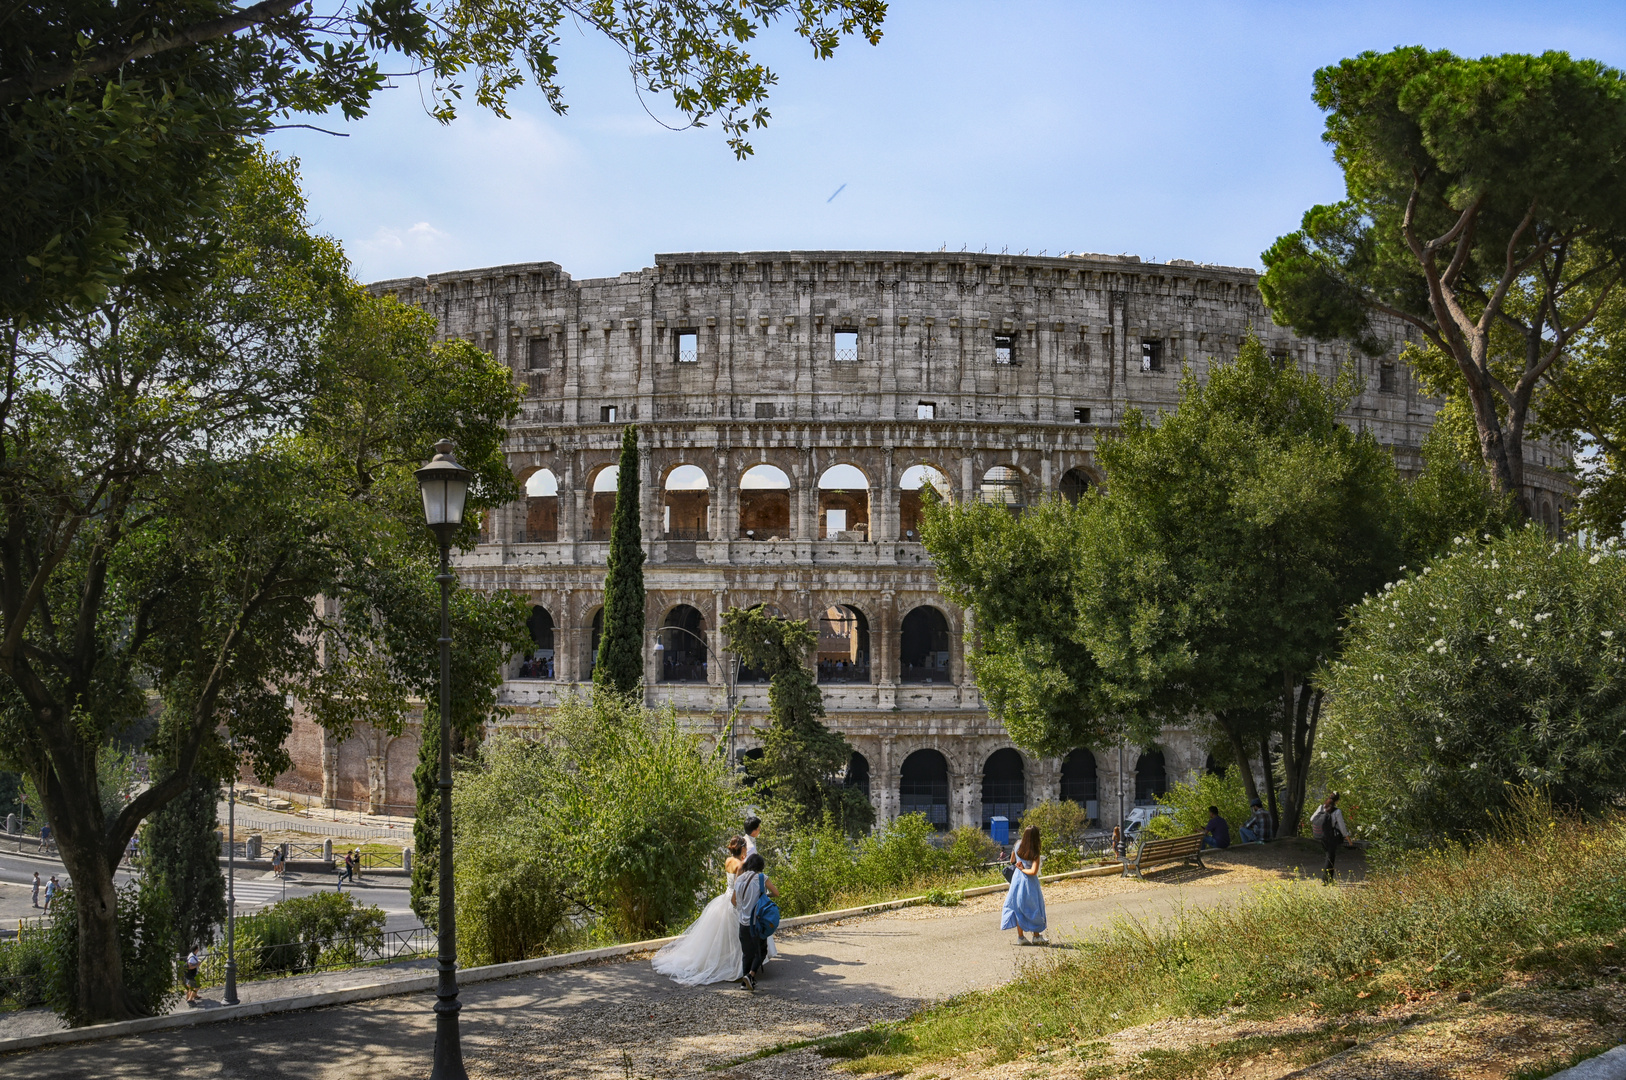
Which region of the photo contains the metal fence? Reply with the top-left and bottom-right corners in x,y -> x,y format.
196,925 -> 435,986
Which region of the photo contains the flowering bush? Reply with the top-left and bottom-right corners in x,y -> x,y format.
1321,526 -> 1626,844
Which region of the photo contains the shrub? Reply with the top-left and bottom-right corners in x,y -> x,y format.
1322,526 -> 1626,844
854,814 -> 947,892
458,853 -> 569,966
923,887 -> 961,907
234,892 -> 385,976
1019,801 -> 1091,855
0,932 -> 49,1009
1147,768 -> 1250,841
770,816 -> 862,917
943,825 -> 1002,874
44,879 -> 178,1024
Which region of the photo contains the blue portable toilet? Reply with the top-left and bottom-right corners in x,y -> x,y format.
989,816 -> 1010,845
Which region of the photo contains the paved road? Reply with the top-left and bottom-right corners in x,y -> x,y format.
0,863 -> 1277,1079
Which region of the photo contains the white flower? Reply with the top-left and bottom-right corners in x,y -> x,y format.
1604,631 -> 1615,640
1496,607 -> 1503,615
1470,762 -> 1479,770
1591,554 -> 1602,565
1488,634 -> 1497,642
1434,639 -> 1446,649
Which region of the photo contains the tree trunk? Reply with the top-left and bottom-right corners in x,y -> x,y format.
1277,679 -> 1322,839
1463,376 -> 1530,519
1214,711 -> 1261,805
1259,736 -> 1280,838
55,833 -> 136,1022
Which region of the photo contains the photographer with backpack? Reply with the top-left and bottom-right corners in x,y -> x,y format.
730,852 -> 779,992
1310,793 -> 1351,884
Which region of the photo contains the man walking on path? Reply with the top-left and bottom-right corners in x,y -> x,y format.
42,875 -> 59,913
31,871 -> 40,908
731,853 -> 777,992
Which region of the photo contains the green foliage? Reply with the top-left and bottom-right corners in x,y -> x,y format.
232,892 -> 387,977
723,606 -> 874,834
765,814 -> 966,917
1018,801 -> 1092,860
922,888 -> 962,908
453,696 -> 743,951
921,495 -> 1125,756
837,811 -> 1626,1075
44,881 -> 177,1025
141,771 -> 225,951
1147,769 -> 1251,842
595,425 -> 646,697
943,825 -> 1004,875
1399,396 -> 1517,563
1260,47 -> 1626,510
0,931 -> 50,1010
412,714 -> 443,930
1321,527 -> 1626,844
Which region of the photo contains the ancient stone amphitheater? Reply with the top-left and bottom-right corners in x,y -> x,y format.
269,250 -> 1573,828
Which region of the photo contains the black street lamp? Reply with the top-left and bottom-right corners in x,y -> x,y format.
415,438 -> 472,1080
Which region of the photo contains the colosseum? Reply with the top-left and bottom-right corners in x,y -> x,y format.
266,249 -> 1575,829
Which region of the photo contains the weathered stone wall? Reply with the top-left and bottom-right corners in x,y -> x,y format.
271,250 -> 1573,831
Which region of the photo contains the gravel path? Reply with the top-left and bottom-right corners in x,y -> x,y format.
0,850 -> 1335,1079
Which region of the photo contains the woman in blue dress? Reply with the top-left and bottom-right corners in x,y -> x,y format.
1001,825 -> 1047,945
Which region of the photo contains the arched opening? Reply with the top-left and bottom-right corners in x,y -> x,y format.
588,466 -> 619,541
1134,749 -> 1168,806
657,604 -> 708,683
900,606 -> 951,683
738,464 -> 791,540
900,749 -> 950,830
523,469 -> 559,542
844,751 -> 870,800
663,465 -> 710,539
587,608 -> 604,681
817,605 -> 871,683
818,464 -> 870,540
1060,749 -> 1098,819
1541,498 -> 1556,536
1059,467 -> 1093,506
981,748 -> 1025,831
898,464 -> 950,541
980,466 -> 1023,510
517,605 -> 554,679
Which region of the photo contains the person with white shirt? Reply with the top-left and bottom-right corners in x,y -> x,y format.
742,817 -> 761,859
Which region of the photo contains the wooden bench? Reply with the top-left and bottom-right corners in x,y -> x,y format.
1121,831 -> 1206,878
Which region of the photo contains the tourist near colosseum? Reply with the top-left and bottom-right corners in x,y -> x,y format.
265,249 -> 1575,830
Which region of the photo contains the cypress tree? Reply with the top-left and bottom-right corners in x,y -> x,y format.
594,425 -> 646,696
142,770 -> 226,951
722,606 -> 874,835
410,714 -> 440,928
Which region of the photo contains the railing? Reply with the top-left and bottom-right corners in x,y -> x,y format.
900,665 -> 952,684
817,662 -> 872,684
662,527 -> 709,541
196,925 -> 435,986
587,527 -> 612,541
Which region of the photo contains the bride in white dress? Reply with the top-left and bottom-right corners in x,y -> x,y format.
652,837 -> 777,985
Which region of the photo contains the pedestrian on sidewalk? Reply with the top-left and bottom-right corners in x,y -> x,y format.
1002,826 -> 1047,945
730,852 -> 777,992
336,849 -> 354,889
42,875 -> 59,913
351,848 -> 364,881
271,845 -> 285,877
182,948 -> 201,1006
31,871 -> 40,908
1310,792 -> 1351,884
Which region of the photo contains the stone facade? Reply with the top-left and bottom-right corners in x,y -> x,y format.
271,250 -> 1573,828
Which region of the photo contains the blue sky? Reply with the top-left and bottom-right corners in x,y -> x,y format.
266,1 -> 1626,285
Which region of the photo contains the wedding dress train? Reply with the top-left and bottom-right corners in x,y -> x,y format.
651,874 -> 777,986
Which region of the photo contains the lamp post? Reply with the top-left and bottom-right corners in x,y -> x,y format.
650,624 -> 739,762
415,438 -> 472,1080
224,748 -> 239,1005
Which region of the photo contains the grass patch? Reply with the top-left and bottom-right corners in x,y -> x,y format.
837,806 -> 1626,1075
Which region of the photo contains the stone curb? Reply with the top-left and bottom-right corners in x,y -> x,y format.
1549,1045 -> 1626,1080
0,862 -> 1123,1056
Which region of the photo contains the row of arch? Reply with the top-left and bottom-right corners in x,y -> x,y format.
513,601 -> 955,685
847,746 -> 1170,831
510,461 -> 1097,543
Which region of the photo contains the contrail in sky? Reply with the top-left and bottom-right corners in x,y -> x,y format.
826,184 -> 847,203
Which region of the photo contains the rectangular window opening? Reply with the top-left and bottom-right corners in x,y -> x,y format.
833,330 -> 859,363
1141,340 -> 1163,372
994,333 -> 1016,365
754,402 -> 777,419
1074,406 -> 1091,424
1379,362 -> 1397,393
600,405 -> 618,423
1270,349 -> 1291,369
527,337 -> 551,370
917,401 -> 936,420
826,509 -> 847,534
675,330 -> 698,363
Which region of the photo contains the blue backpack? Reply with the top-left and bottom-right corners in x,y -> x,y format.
749,873 -> 781,937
